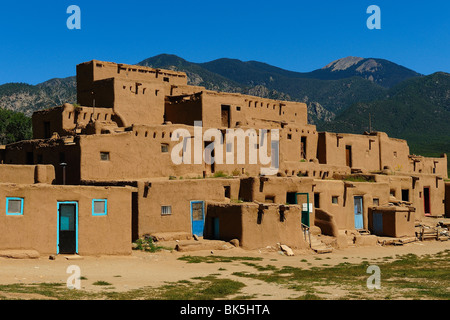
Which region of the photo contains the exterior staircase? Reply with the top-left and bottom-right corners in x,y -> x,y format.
302,224 -> 333,254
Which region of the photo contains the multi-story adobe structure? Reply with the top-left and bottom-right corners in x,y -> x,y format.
0,60 -> 448,255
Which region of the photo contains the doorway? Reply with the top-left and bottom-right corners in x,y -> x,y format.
221,105 -> 230,128
345,145 -> 352,167
191,201 -> 205,237
295,192 -> 310,227
423,187 -> 431,215
57,202 -> 78,254
354,196 -> 364,229
301,137 -> 307,160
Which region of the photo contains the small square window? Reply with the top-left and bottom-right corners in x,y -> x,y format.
161,206 -> 172,215
373,198 -> 380,206
6,198 -> 24,216
92,199 -> 107,216
100,152 -> 110,161
287,134 -> 292,140
163,77 -> 170,82
236,106 -> 241,111
332,196 -> 339,204
161,144 -> 169,153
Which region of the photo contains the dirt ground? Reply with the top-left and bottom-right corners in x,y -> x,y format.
0,239 -> 448,300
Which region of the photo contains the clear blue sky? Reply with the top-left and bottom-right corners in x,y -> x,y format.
1,0 -> 449,84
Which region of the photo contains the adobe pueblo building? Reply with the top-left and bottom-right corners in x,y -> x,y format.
0,60 -> 448,256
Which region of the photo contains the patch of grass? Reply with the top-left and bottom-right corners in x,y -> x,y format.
342,175 -> 375,183
0,276 -> 246,301
212,171 -> 229,178
133,237 -> 172,253
232,250 -> 450,300
93,281 -> 112,286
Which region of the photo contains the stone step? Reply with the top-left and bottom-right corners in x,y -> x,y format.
312,246 -> 333,254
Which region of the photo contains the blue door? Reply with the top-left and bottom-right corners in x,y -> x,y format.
354,196 -> 364,229
372,212 -> 383,235
190,201 -> 205,237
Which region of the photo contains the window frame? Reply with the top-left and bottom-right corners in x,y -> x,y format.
100,152 -> 110,161
161,205 -> 172,216
6,197 -> 24,216
92,199 -> 108,216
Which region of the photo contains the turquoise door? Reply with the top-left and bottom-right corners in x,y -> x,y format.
354,196 -> 364,229
190,201 -> 205,237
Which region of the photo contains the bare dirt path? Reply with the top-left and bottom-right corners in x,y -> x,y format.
0,240 -> 448,299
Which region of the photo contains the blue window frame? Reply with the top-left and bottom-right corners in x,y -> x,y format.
92,199 -> 107,216
6,197 -> 24,216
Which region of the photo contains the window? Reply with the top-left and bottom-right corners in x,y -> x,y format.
6,197 -> 24,216
332,196 -> 339,204
100,152 -> 110,161
402,189 -> 409,202
44,121 -> 51,139
92,199 -> 107,216
373,198 -> 380,206
163,77 -> 170,82
161,144 -> 169,153
161,206 -> 172,216
224,186 -> 231,199
286,192 -> 297,205
390,190 -> 396,197
287,134 -> 292,140
236,106 -> 241,111
314,193 -> 320,208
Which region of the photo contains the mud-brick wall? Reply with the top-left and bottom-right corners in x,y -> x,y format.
206,203 -> 306,250
0,184 -> 133,255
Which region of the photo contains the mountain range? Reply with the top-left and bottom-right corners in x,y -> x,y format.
0,54 -> 448,173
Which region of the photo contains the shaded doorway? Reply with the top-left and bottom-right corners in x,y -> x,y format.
57,202 -> 78,254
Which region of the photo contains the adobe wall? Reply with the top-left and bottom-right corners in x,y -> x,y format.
410,154 -> 448,178
279,125 -> 319,164
77,60 -> 187,105
77,124 -> 284,181
201,91 -> 308,128
0,183 -> 133,255
368,206 -> 415,237
408,173 -> 445,217
378,132 -> 410,172
205,203 -> 306,250
112,78 -> 166,126
135,178 -> 241,237
313,179 -> 390,232
445,182 -> 450,218
165,93 -> 203,126
0,164 -> 55,184
4,139 -> 81,185
317,132 -> 381,172
33,104 -> 116,139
